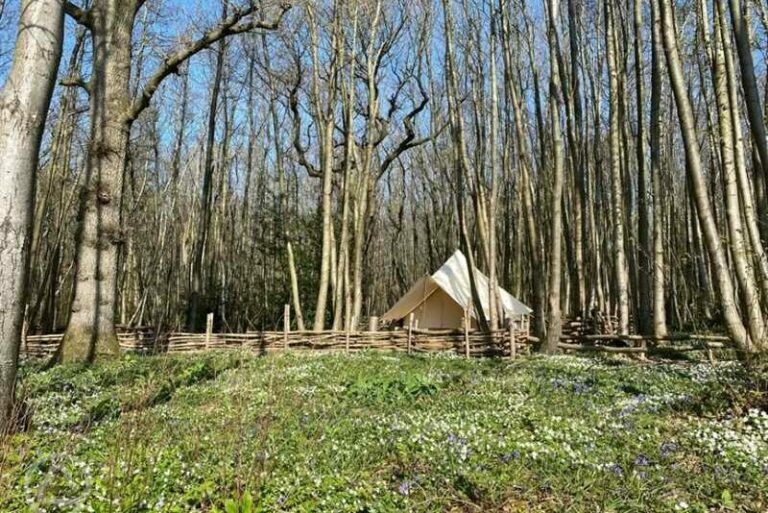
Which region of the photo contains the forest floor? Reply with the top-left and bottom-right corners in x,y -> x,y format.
1,351 -> 767,513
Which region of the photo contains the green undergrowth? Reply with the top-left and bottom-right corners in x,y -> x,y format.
1,352 -> 766,512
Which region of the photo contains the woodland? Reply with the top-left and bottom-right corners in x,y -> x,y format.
2,0 -> 768,510
1,0 -> 768,490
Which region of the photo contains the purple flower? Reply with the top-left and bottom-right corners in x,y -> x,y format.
447,434 -> 467,446
398,480 -> 414,496
500,450 -> 521,463
660,442 -> 679,459
620,404 -> 638,417
637,471 -> 647,480
607,463 -> 624,476
277,494 -> 288,506
552,378 -> 565,389
634,454 -> 650,467
572,382 -> 591,395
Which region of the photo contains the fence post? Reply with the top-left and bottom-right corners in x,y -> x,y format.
205,313 -> 214,350
463,309 -> 470,358
368,316 -> 379,332
508,320 -> 517,360
407,312 -> 414,354
284,304 -> 290,351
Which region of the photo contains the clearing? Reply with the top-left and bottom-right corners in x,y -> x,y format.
1,352 -> 767,512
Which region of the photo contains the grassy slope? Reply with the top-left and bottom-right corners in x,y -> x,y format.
1,352 -> 766,513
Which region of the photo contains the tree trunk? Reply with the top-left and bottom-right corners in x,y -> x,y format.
634,0 -> 652,335
606,1 -> 630,336
188,6 -> 227,330
649,0 -> 668,338
61,0 -> 135,362
727,0 -> 768,188
544,0 -> 565,354
0,0 -> 64,432
709,0 -> 766,346
656,0 -> 750,350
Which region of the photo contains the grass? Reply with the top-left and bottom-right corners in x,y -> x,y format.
1,351 -> 767,512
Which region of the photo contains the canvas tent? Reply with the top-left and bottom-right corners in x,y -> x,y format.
382,250 -> 532,330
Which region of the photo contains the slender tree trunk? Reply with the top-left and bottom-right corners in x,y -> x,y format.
727,0 -> 768,187
718,1 -> 768,305
441,0 -> 489,332
635,0 -> 652,335
710,1 -> 766,346
656,0 -> 750,350
606,1 -> 630,336
188,5 -> 227,330
488,3 -> 500,330
544,0 -> 565,353
649,0 -> 668,338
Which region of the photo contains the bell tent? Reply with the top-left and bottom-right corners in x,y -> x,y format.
381,250 -> 532,330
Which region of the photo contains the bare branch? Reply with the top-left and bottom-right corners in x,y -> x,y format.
288,73 -> 322,178
59,74 -> 91,94
64,1 -> 91,28
126,2 -> 292,123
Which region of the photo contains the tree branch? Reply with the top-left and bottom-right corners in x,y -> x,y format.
378,84 -> 434,178
288,74 -> 322,178
60,74 -> 91,94
64,1 -> 92,28
126,2 -> 292,123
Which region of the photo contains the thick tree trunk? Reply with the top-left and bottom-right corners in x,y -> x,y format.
61,1 -> 135,362
0,0 -> 64,432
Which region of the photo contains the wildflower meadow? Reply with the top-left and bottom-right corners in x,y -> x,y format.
1,352 -> 766,512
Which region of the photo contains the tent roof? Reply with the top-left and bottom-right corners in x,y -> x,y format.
381,250 -> 532,322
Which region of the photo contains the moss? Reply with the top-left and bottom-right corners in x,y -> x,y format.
59,327 -> 121,363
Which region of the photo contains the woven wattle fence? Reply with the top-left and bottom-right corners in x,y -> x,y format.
22,327 -> 532,359
23,326 -> 160,358
161,327 -> 532,358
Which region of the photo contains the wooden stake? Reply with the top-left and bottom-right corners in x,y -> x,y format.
407,312 -> 414,354
368,316 -> 379,332
463,309 -> 470,358
345,319 -> 351,354
284,304 -> 290,350
205,312 -> 214,350
508,320 -> 517,360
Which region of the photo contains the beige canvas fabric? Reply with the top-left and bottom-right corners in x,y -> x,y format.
382,250 -> 531,329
